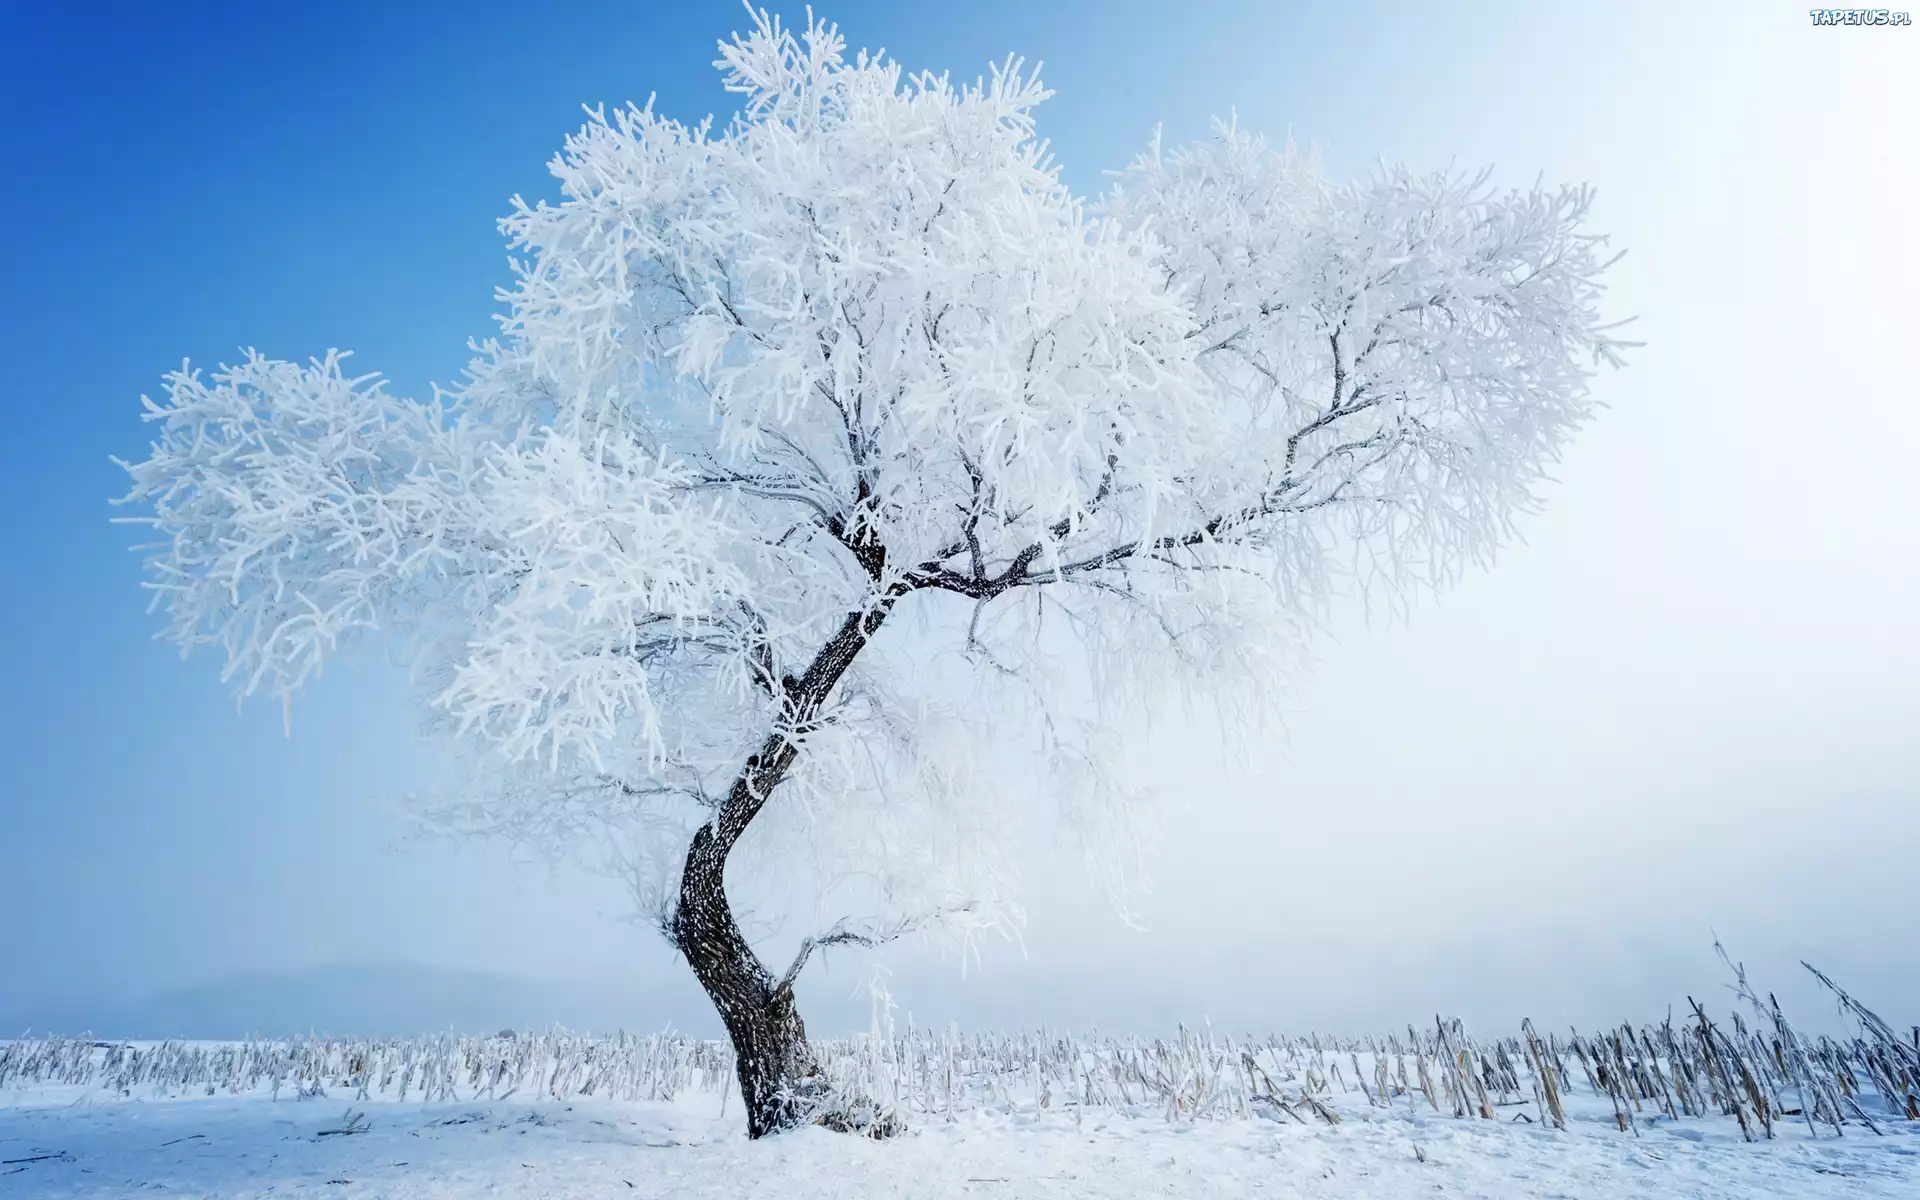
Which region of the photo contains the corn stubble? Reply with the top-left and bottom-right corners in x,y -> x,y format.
3,962 -> 1910,1142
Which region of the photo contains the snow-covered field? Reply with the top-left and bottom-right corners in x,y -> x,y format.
4,1023 -> 1918,1198
4,1085 -> 1917,1198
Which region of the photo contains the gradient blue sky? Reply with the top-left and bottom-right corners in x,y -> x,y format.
2,2 -> 1914,1038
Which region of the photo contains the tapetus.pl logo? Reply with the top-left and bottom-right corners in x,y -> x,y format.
1808,8 -> 1913,24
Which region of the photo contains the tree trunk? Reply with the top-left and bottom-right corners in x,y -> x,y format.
669,596 -> 909,1138
672,824 -> 824,1139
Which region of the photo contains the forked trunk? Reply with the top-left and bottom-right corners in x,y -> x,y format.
672,825 -> 824,1138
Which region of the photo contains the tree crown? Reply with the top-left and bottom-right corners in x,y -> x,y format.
117,9 -> 1626,944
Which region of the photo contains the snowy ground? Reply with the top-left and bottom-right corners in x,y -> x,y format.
4,1086 -> 1917,1198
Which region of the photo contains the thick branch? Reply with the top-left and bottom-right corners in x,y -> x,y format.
905,351 -> 1391,599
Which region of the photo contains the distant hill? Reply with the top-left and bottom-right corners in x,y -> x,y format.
0,964 -> 719,1041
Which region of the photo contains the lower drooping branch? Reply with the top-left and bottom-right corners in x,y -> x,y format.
773,907 -> 971,997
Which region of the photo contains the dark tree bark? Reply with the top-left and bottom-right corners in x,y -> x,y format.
672,822 -> 824,1138
669,594 -> 903,1139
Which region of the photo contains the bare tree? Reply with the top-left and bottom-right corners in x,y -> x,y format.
114,10 -> 1627,1138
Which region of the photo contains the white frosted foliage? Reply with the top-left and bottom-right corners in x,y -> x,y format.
116,10 -> 1625,961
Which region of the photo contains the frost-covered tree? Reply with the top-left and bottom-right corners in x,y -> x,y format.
116,10 -> 1626,1137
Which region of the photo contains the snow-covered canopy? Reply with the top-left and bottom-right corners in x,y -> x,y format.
116,10 -> 1625,945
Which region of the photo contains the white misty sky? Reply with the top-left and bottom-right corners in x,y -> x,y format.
3,2 -> 1913,1039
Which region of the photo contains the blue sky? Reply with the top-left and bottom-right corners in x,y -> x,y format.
2,2 -> 1914,1038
